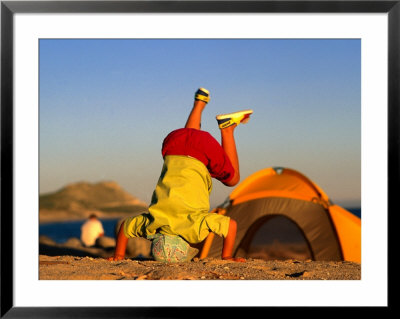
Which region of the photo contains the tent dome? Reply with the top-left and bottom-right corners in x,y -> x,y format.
200,167 -> 361,263
230,167 -> 331,207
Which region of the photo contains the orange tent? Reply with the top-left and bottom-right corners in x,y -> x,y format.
200,167 -> 361,263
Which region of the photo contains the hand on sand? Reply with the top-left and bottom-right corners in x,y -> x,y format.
106,255 -> 124,261
222,256 -> 246,263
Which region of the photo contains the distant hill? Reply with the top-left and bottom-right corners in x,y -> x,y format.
39,181 -> 148,223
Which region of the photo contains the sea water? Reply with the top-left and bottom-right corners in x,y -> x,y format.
348,208 -> 361,218
39,208 -> 361,244
39,218 -> 120,244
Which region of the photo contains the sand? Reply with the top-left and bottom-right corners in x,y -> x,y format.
39,233 -> 361,280
39,254 -> 361,280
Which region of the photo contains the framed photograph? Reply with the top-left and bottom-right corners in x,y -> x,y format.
1,0 -> 396,315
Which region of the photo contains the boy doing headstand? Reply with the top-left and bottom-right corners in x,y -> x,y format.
108,88 -> 253,263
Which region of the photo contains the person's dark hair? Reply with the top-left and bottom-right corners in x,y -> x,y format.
89,214 -> 98,219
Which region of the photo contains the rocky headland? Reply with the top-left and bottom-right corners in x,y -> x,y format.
39,181 -> 148,223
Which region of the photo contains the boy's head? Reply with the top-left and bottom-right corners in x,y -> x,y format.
151,234 -> 198,263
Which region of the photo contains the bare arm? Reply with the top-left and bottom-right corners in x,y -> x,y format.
221,219 -> 246,262
107,221 -> 129,261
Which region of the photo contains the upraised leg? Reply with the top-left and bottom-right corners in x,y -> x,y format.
185,88 -> 210,130
220,125 -> 240,186
217,109 -> 253,187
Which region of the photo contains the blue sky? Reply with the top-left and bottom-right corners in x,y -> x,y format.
39,39 -> 361,208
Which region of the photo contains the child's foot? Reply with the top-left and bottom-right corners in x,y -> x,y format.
216,109 -> 253,129
195,87 -> 210,103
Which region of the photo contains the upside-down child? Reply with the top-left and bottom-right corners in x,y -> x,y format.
108,88 -> 253,263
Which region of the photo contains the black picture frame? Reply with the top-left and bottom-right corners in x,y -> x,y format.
1,0 -> 395,316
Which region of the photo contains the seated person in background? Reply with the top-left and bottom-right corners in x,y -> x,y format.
81,214 -> 104,247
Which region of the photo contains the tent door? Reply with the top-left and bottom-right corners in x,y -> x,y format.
235,215 -> 313,261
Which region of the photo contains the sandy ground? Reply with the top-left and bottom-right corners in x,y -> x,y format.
39,234 -> 361,280
39,254 -> 361,280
